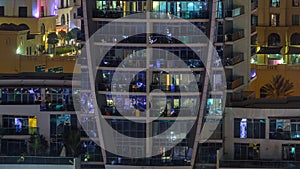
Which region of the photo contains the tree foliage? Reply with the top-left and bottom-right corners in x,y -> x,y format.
58,30 -> 67,45
63,127 -> 82,157
28,134 -> 49,156
47,32 -> 59,45
260,74 -> 294,98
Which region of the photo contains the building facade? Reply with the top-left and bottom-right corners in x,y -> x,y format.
219,97 -> 300,168
246,0 -> 300,98
80,0 -> 252,168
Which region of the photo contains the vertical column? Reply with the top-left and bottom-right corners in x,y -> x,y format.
265,118 -> 269,139
146,0 -> 152,158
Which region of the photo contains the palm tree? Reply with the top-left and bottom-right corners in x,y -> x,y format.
260,74 -> 294,98
47,32 -> 59,54
68,28 -> 81,55
63,127 -> 82,157
28,134 -> 49,156
58,30 -> 67,46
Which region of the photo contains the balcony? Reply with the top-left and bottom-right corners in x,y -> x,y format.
227,76 -> 243,90
224,29 -> 244,42
0,127 -> 39,135
150,83 -> 202,93
0,156 -> 75,165
150,11 -> 209,19
270,130 -> 300,140
93,9 -> 144,19
215,35 -> 224,43
219,160 -> 300,168
225,6 -> 244,18
223,53 -> 244,66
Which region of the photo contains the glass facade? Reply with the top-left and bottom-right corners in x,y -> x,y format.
234,143 -> 260,160
0,88 -> 76,111
270,119 -> 300,140
94,0 -> 209,19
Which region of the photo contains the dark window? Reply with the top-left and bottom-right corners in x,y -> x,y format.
293,0 -> 299,7
40,6 -> 44,17
0,6 -> 4,16
40,24 -> 45,35
235,143 -> 260,160
234,118 -> 241,138
292,15 -> 299,25
61,14 -> 66,25
67,13 -> 69,24
291,33 -> 300,45
61,0 -> 64,8
268,33 -> 281,46
19,7 -> 27,17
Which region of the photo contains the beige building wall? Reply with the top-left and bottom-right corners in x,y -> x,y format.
245,64 -> 300,98
0,30 -> 77,74
247,0 -> 300,97
224,107 -> 300,161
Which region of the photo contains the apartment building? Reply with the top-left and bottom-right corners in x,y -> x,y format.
219,97 -> 300,169
246,0 -> 300,98
79,0 -> 252,168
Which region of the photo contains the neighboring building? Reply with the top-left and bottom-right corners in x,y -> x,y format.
55,0 -> 82,31
0,73 -> 77,154
0,156 -> 80,169
80,0 -> 252,169
218,97 -> 300,169
246,0 -> 300,98
0,24 -> 78,73
0,0 -> 57,50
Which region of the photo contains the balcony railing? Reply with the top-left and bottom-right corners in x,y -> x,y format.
150,11 -> 209,19
0,127 -> 39,135
223,53 -> 244,66
225,6 -> 244,17
227,76 -> 243,90
93,10 -> 144,18
0,156 -> 75,165
225,29 -> 244,42
220,160 -> 300,168
269,131 -> 300,140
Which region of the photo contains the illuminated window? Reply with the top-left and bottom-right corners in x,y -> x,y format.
270,0 -> 280,7
271,14 -> 280,26
234,118 -> 266,139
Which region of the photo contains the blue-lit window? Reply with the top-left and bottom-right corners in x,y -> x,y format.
216,1 -> 223,18
234,118 -> 265,139
250,69 -> 256,79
